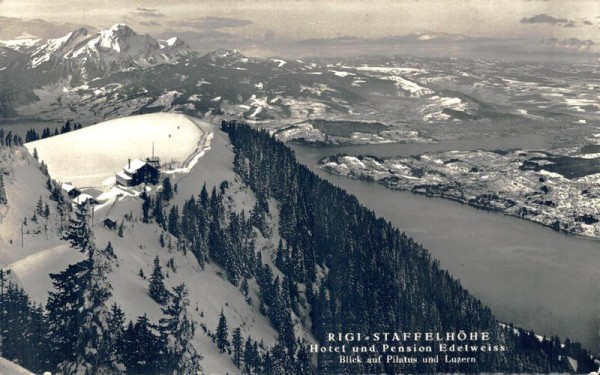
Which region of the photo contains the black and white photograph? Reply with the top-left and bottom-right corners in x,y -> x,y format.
0,0 -> 598,374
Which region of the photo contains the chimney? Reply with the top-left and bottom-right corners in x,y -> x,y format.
128,158 -> 131,169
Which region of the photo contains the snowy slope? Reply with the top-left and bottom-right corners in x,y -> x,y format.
0,147 -> 65,260
29,28 -> 91,68
25,113 -> 204,187
89,194 -> 279,375
0,38 -> 41,52
0,357 -> 35,374
7,115 -> 307,374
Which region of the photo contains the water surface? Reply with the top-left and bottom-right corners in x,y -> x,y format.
292,137 -> 599,353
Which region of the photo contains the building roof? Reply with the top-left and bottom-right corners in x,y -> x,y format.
123,158 -> 148,174
73,193 -> 96,205
116,171 -> 132,181
61,183 -> 78,193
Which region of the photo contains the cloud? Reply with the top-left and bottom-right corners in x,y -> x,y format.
520,14 -> 586,27
520,14 -> 569,25
140,21 -> 161,27
133,7 -> 165,18
253,33 -> 600,64
169,16 -> 252,30
543,37 -> 596,48
0,16 -> 93,40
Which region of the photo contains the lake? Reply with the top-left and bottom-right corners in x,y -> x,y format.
291,135 -> 599,353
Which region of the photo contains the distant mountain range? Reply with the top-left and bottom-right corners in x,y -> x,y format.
1,24 -> 195,84
0,23 -> 590,147
0,24 -> 377,124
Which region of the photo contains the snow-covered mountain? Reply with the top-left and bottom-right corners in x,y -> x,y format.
15,24 -> 196,82
0,28 -> 568,147
0,24 -> 483,127
0,38 -> 41,52
202,48 -> 253,66
28,27 -> 91,69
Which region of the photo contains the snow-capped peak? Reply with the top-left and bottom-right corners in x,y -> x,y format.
204,49 -> 250,65
29,28 -> 90,68
109,23 -> 132,32
0,38 -> 41,52
212,48 -> 243,59
164,37 -> 180,48
96,24 -> 137,52
23,24 -> 197,78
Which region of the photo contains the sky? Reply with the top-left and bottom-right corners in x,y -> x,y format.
1,0 -> 600,62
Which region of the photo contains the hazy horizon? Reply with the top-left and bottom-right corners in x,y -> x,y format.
1,0 -> 600,63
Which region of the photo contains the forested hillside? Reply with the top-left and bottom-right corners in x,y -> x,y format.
222,120 -> 596,374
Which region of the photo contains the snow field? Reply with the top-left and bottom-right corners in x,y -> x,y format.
25,113 -> 204,187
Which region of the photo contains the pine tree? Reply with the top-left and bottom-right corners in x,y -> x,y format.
104,241 -> 116,260
118,220 -> 124,238
0,269 -> 7,356
27,303 -> 48,372
243,336 -> 255,374
295,341 -> 314,375
256,351 -> 268,375
162,177 -> 173,201
106,303 -> 126,370
123,315 -> 162,373
46,259 -> 91,371
159,283 -> 203,374
240,278 -> 249,297
216,309 -> 229,353
63,202 -> 93,254
199,184 -> 209,208
0,174 -> 7,205
65,244 -> 125,375
141,193 -> 151,223
232,327 -> 242,367
39,160 -> 49,175
271,340 -> 294,375
61,120 -> 71,134
49,217 -> 124,375
168,206 -> 179,237
149,256 -> 169,305
2,281 -> 47,371
154,196 -> 165,227
274,240 -> 287,271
